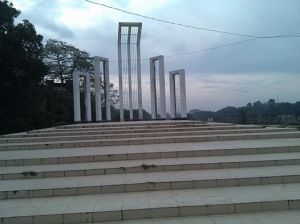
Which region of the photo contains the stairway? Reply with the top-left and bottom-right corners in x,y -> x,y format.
0,120 -> 299,224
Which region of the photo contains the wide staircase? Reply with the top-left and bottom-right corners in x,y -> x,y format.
0,120 -> 300,224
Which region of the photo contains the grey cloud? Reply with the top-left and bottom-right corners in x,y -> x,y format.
16,1 -> 74,39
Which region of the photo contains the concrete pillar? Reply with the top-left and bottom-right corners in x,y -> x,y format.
150,59 -> 156,119
118,25 -> 124,122
150,55 -> 166,119
104,59 -> 111,121
84,74 -> 91,122
137,26 -> 143,120
127,26 -> 133,120
169,72 -> 176,119
94,57 -> 111,121
169,69 -> 187,119
118,22 -> 143,121
73,71 -> 81,122
94,57 -> 102,122
179,70 -> 187,118
72,70 -> 92,122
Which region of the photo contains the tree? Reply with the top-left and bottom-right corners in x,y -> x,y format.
0,0 -> 47,134
44,39 -> 93,83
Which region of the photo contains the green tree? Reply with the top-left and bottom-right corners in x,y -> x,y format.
44,39 -> 93,84
0,0 -> 47,134
45,38 -> 121,108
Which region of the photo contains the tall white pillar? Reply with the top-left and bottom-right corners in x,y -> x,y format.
104,59 -> 111,121
73,71 -> 81,122
169,69 -> 187,119
137,26 -> 143,120
180,70 -> 187,118
150,55 -> 166,119
150,59 -> 156,119
127,26 -> 133,120
94,57 -> 102,122
118,25 -> 124,122
94,56 -> 111,121
84,74 -> 91,122
118,22 -> 143,121
169,73 -> 176,119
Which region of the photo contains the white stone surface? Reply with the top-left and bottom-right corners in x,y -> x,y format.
1,165 -> 300,193
1,138 -> 299,161
0,128 -> 296,144
1,121 -> 300,223
0,183 -> 299,219
1,151 -> 300,174
99,210 -> 300,224
1,131 -> 300,150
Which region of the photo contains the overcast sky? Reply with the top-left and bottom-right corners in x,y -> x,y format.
12,0 -> 300,112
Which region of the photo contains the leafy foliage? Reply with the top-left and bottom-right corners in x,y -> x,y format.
0,0 -> 47,134
44,39 -> 93,83
189,99 -> 300,125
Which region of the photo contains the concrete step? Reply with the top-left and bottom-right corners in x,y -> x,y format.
98,210 -> 300,224
56,120 -> 215,129
34,122 -> 207,133
27,124 -> 244,134
1,165 -> 300,199
1,138 -> 299,166
0,125 -> 266,140
1,128 -> 294,144
1,125 -> 263,138
1,131 -> 300,151
1,152 -> 300,180
0,183 -> 299,223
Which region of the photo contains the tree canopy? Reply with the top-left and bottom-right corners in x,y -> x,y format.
44,39 -> 93,83
0,0 -> 47,134
189,99 -> 300,125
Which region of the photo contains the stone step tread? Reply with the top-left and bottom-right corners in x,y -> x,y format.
24,125 -> 262,135
1,138 -> 299,161
1,131 -> 299,147
1,126 -> 264,138
61,120 -> 199,126
1,152 -> 300,175
37,123 -> 209,132
28,124 -> 258,133
56,121 -> 225,129
99,210 -> 300,224
1,165 -> 299,192
0,128 -> 294,143
1,183 -> 299,218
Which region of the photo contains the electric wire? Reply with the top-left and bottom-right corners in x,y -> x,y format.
85,0 -> 300,39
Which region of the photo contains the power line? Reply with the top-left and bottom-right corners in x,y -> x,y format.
85,0 -> 300,39
165,38 -> 257,58
108,34 -> 299,62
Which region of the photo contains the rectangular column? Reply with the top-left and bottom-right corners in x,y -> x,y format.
159,56 -> 166,119
169,73 -> 176,119
118,25 -> 124,122
180,70 -> 187,118
73,72 -> 81,122
94,57 -> 102,121
84,74 -> 91,122
127,26 -> 133,120
137,25 -> 143,120
104,60 -> 111,121
150,58 -> 156,119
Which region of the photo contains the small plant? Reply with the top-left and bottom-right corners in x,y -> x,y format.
141,164 -> 157,170
22,171 -> 38,176
119,167 -> 126,171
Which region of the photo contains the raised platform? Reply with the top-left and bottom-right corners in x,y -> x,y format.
0,121 -> 300,223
